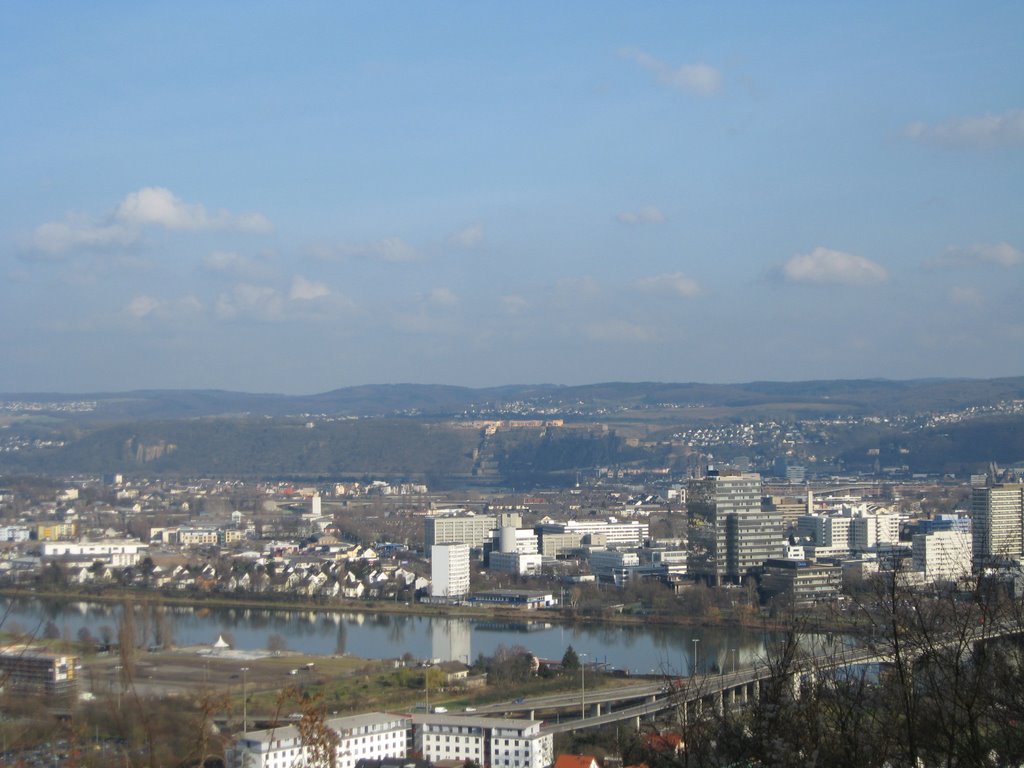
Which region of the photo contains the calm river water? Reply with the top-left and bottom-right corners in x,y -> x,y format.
1,597 -> 828,675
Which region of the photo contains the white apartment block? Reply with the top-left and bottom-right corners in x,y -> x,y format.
415,714 -> 553,768
0,525 -> 31,542
227,712 -> 411,768
913,530 -> 973,582
41,540 -> 147,567
562,519 -> 649,547
431,543 -> 471,598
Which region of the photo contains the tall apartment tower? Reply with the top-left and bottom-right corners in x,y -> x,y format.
687,470 -> 782,585
431,543 -> 471,598
971,484 -> 1024,570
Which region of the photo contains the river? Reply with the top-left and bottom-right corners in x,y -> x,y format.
1,597 -> 835,675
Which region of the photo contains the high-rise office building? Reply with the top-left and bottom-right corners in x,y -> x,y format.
971,484 -> 1024,570
688,470 -> 782,585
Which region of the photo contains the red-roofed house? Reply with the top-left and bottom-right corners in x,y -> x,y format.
554,755 -> 599,768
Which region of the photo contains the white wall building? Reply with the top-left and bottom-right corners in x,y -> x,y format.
489,551 -> 543,576
415,714 -> 553,768
227,712 -> 411,768
913,530 -> 973,582
41,540 -> 147,567
431,543 -> 471,598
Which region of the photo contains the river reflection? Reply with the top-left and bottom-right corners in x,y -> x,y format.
0,597 -> 827,675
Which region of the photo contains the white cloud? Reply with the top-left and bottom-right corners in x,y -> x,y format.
619,48 -> 721,96
26,187 -> 272,255
616,207 -> 665,225
428,287 -> 458,306
782,247 -> 888,285
635,272 -> 701,298
450,224 -> 484,248
114,187 -> 272,232
904,109 -> 1024,148
289,276 -> 330,301
933,242 -> 1024,268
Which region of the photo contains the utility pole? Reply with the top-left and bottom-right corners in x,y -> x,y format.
691,638 -> 700,676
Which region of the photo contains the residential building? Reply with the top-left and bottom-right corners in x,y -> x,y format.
431,543 -> 470,599
227,712 -> 411,768
688,470 -> 782,584
414,714 -> 553,768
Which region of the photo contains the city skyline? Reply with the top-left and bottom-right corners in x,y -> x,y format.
1,3 -> 1022,394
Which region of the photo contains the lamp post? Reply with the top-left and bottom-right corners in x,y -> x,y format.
580,652 -> 588,720
691,638 -> 699,676
731,649 -> 737,675
241,667 -> 249,733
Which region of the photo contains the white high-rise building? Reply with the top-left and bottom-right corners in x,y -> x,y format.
431,543 -> 471,598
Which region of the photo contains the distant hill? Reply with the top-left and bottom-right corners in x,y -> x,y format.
3,377 -> 1024,482
5,377 -> 1024,421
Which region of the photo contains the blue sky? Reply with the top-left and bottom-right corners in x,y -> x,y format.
2,2 -> 1022,394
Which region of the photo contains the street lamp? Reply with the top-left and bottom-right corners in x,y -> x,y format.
241,667 -> 249,733
691,638 -> 700,676
580,652 -> 588,720
731,649 -> 737,675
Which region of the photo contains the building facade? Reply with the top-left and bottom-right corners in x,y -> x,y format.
688,471 -> 781,585
425,514 -> 496,550
431,543 -> 471,598
414,714 -> 553,768
972,484 -> 1024,570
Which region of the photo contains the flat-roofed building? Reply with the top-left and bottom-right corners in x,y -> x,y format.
425,514 -> 496,551
431,543 -> 470,599
414,713 -> 552,768
227,711 -> 411,768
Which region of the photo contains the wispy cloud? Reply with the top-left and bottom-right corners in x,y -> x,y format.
634,272 -> 701,298
931,242 -> 1024,268
949,285 -> 982,306
904,109 -> 1024,148
584,319 -> 657,343
427,287 -> 459,306
449,224 -> 484,248
313,237 -> 420,263
289,275 -> 330,301
26,187 -> 272,256
781,247 -> 888,286
619,47 -> 721,96
123,294 -> 204,321
616,206 -> 665,225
